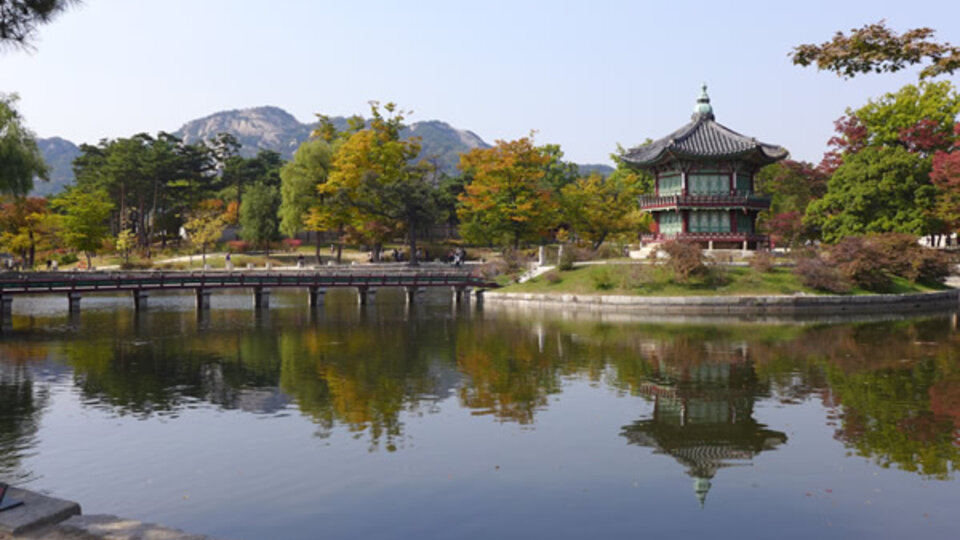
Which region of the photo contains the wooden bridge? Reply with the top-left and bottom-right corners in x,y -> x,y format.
0,269 -> 499,321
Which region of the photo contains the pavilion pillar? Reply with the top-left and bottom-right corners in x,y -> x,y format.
67,292 -> 82,314
308,286 -> 326,308
357,286 -> 376,305
133,290 -> 149,311
253,287 -> 271,309
195,288 -> 211,311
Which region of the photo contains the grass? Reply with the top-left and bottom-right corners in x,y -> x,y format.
500,263 -> 948,296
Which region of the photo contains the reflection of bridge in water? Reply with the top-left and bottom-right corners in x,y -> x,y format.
622,358 -> 787,506
0,269 -> 498,322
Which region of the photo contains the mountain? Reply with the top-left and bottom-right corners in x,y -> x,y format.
32,137 -> 81,197
34,106 -> 611,195
174,106 -> 314,160
174,106 -> 491,176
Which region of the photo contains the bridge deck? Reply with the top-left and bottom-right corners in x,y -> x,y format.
0,271 -> 498,295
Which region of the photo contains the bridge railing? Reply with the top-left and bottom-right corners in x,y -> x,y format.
0,271 -> 499,295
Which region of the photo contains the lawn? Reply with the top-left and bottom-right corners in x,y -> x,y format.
499,263 -> 949,296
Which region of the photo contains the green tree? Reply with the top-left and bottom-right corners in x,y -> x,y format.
0,94 -> 47,196
805,146 -> 935,242
239,183 -> 279,251
457,136 -> 559,249
114,229 -> 135,264
279,138 -> 335,260
0,0 -> 77,50
184,199 -> 228,265
52,188 -> 113,268
792,20 -> 960,80
560,172 -> 648,250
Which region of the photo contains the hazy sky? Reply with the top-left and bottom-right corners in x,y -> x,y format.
2,0 -> 958,165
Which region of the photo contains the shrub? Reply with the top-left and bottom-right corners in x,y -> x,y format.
794,255 -> 852,293
543,270 -> 562,284
282,238 -> 302,251
866,232 -> 949,283
57,252 -> 79,265
227,240 -> 250,253
591,267 -> 615,290
827,236 -> 891,291
501,249 -> 533,273
659,240 -> 707,282
478,259 -> 509,279
749,251 -> 775,273
620,264 -> 661,289
558,246 -> 576,271
120,260 -> 153,270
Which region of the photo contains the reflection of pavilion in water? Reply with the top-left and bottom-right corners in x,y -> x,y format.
621,347 -> 787,506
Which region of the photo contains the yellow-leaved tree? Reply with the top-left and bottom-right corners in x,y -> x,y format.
457,137 -> 559,249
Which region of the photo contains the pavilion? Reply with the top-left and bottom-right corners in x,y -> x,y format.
623,85 -> 788,249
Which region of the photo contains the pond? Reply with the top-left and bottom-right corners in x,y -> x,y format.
0,290 -> 958,540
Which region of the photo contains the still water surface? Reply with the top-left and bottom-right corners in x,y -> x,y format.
0,290 -> 958,539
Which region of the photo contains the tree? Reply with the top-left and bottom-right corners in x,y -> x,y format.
791,20 -> 960,80
0,94 -> 47,195
805,146 -> 936,242
183,199 -> 228,265
755,160 -> 828,245
239,183 -> 279,251
279,138 -> 335,260
560,172 -> 648,250
0,196 -> 54,268
114,229 -> 135,265
457,137 -> 559,249
323,102 -> 440,265
930,126 -> 960,232
0,0 -> 78,50
52,188 -> 113,268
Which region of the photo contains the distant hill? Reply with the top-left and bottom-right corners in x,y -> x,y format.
34,106 -> 611,195
32,137 -> 81,197
174,106 -> 491,176
577,163 -> 615,177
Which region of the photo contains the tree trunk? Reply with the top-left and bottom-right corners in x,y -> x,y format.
314,231 -> 322,264
336,224 -> 344,264
407,226 -> 419,267
591,232 -> 608,252
85,251 -> 92,270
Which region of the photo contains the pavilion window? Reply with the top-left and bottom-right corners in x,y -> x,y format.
658,172 -> 682,196
735,173 -> 752,195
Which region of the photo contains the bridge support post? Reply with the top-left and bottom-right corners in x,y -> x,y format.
195,288 -> 211,311
308,287 -> 326,308
67,292 -> 82,313
0,295 -> 12,326
452,286 -> 469,304
133,290 -> 149,311
474,289 -> 484,304
253,287 -> 271,309
357,286 -> 376,305
404,286 -> 425,304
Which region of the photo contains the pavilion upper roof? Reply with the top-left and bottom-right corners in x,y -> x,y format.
622,85 -> 789,168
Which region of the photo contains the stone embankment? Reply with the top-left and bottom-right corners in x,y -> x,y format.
485,289 -> 959,314
0,487 -> 225,540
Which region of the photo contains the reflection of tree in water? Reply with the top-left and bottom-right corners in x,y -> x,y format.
824,357 -> 960,479
279,316 -> 459,451
64,331 -> 285,417
620,349 -> 787,506
0,361 -> 48,483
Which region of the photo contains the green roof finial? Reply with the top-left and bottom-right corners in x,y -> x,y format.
693,83 -> 714,120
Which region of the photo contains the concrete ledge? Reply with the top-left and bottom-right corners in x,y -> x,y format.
0,488 -> 80,536
52,514 -> 217,540
484,289 -> 959,314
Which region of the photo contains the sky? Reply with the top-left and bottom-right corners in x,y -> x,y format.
2,0 -> 959,166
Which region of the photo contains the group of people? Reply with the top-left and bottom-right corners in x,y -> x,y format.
448,247 -> 467,267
